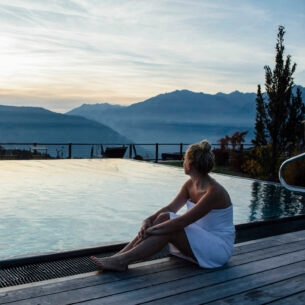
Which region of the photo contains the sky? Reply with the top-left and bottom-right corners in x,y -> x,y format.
0,0 -> 304,113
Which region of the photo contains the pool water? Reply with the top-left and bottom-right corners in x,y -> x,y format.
0,159 -> 304,260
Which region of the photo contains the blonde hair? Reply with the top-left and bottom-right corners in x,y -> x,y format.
185,140 -> 214,174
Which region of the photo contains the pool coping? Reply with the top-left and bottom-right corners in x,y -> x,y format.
235,214 -> 305,243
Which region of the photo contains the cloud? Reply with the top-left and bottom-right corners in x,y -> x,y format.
0,0 -> 304,112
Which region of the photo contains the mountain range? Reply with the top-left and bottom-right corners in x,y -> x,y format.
66,86 -> 305,144
0,105 -> 129,144
0,86 -> 304,154
66,89 -> 258,144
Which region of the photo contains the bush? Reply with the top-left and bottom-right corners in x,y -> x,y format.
230,151 -> 245,172
281,153 -> 305,187
242,158 -> 265,178
241,145 -> 274,180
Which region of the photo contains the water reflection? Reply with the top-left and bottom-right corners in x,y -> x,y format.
249,181 -> 305,222
1,159 -> 305,260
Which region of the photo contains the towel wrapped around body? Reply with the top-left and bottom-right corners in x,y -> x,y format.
169,200 -> 235,268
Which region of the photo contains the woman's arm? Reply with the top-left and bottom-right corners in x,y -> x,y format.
143,180 -> 190,224
146,185 -> 222,235
138,180 -> 190,239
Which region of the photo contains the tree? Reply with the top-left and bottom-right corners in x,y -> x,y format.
254,25 -> 304,179
282,87 -> 305,150
253,84 -> 268,147
230,131 -> 248,151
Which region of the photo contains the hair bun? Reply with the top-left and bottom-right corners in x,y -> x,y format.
199,140 -> 211,153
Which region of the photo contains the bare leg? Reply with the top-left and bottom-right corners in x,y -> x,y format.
91,214 -> 196,272
114,235 -> 141,255
115,213 -> 169,255
91,231 -> 195,271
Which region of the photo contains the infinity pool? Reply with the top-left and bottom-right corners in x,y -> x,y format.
1,159 -> 304,260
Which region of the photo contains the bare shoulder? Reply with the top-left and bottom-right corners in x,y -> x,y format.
184,178 -> 193,188
181,178 -> 192,197
208,180 -> 232,209
209,179 -> 227,193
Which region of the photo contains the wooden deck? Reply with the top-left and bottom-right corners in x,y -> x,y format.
1,229 -> 305,305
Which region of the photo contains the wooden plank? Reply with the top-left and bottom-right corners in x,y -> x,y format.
2,238 -> 302,304
1,264 -> 203,305
134,259 -> 305,305
2,237 -> 305,305
208,272 -> 305,304
2,231 -> 305,305
0,258 -> 185,303
63,249 -> 305,305
267,291 -> 305,305
230,239 -> 305,265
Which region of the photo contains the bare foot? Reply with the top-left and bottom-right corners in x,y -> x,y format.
90,256 -> 128,272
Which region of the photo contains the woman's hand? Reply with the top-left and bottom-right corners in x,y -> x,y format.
137,218 -> 152,241
146,224 -> 168,235
145,226 -> 161,235
146,219 -> 182,236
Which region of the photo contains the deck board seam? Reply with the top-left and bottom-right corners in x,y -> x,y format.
0,262 -> 199,304
2,247 -> 304,304
135,261 -> 305,305
263,289 -> 305,305
58,252 -> 305,305
2,231 -> 305,305
200,269 -> 305,305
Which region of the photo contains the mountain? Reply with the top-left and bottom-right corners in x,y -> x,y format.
0,105 -> 130,144
67,89 -> 257,144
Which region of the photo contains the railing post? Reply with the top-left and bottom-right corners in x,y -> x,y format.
68,143 -> 72,159
33,143 -> 37,155
129,144 -> 133,159
179,143 -> 183,155
155,143 -> 159,163
133,144 -> 137,157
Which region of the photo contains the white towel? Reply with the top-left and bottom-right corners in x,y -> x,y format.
169,200 -> 235,268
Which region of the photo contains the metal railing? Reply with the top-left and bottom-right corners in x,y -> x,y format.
0,142 -> 253,162
279,152 -> 305,193
0,142 -> 188,162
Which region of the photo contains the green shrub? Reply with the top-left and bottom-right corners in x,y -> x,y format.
241,145 -> 274,180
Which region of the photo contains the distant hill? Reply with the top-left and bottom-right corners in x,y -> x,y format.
67,86 -> 305,144
67,89 -> 257,144
0,105 -> 130,146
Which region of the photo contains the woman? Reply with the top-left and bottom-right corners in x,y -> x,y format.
91,140 -> 235,271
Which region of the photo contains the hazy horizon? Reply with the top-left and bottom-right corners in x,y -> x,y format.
0,0 -> 304,113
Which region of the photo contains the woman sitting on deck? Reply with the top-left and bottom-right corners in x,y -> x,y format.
91,140 -> 235,271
